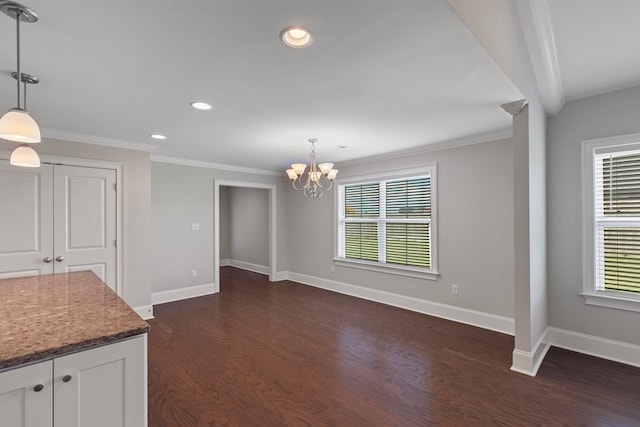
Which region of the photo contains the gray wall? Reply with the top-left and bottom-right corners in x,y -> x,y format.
228,187 -> 269,267
286,138 -> 515,318
151,163 -> 215,292
547,85 -> 640,345
219,186 -> 231,260
150,161 -> 287,294
0,138 -> 151,309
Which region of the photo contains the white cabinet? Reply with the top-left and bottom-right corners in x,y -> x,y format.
0,335 -> 146,427
0,361 -> 52,427
54,335 -> 147,427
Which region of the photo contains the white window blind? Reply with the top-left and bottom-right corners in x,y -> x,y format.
337,168 -> 436,276
594,151 -> 640,294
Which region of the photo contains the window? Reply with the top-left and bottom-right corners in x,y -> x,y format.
582,134 -> 640,312
335,166 -> 438,279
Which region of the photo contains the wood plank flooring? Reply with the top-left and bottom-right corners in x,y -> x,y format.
148,267 -> 640,426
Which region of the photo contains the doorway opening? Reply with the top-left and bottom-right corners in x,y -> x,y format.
213,180 -> 277,292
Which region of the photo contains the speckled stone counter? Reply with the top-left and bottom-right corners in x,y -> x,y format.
0,270 -> 149,371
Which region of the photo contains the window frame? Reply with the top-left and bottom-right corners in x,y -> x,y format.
334,165 -> 439,280
582,134 -> 640,312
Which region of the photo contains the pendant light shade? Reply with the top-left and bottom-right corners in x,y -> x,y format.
10,143 -> 40,167
0,108 -> 41,142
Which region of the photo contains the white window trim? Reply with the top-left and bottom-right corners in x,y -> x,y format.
581,133 -> 640,312
334,165 -> 439,280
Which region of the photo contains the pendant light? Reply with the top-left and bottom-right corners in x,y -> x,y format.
0,1 -> 41,168
8,72 -> 40,167
10,142 -> 39,166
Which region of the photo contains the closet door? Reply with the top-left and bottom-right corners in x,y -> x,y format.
0,161 -> 54,278
53,165 -> 117,291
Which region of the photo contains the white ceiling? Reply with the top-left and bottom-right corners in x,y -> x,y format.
0,1 -> 638,171
519,0 -> 640,114
548,0 -> 640,101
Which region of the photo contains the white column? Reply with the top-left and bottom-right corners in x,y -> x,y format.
502,99 -> 550,376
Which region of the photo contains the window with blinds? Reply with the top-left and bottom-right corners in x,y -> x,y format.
594,150 -> 640,294
337,168 -> 436,276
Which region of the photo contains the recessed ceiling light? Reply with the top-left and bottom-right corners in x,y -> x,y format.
150,134 -> 166,140
191,101 -> 213,110
280,26 -> 314,48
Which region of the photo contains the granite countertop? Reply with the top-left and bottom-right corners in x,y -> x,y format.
0,270 -> 149,371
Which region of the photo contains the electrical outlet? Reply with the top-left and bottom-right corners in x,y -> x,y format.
191,223 -> 200,231
192,269 -> 197,277
451,284 -> 459,295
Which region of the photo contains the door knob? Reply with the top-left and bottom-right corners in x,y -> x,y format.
43,257 -> 52,263
33,384 -> 44,392
62,375 -> 72,383
55,256 -> 64,262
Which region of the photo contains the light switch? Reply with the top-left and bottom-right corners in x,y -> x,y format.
191,223 -> 200,231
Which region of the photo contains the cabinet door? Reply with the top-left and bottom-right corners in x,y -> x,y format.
0,361 -> 53,427
0,161 -> 54,279
53,335 -> 147,427
53,165 -> 117,291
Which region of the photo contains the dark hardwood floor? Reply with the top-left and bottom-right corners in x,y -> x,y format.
148,267 -> 640,426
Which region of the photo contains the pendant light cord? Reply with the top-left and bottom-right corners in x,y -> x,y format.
15,7 -> 22,110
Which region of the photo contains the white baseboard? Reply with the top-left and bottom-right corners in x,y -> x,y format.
151,283 -> 216,305
133,304 -> 154,320
273,271 -> 288,281
511,332 -> 551,377
227,259 -> 269,275
220,258 -> 231,267
545,327 -> 640,369
286,271 -> 515,335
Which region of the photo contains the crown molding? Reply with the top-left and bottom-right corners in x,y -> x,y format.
151,155 -> 282,176
338,127 -> 513,169
516,0 -> 565,115
41,128 -> 158,152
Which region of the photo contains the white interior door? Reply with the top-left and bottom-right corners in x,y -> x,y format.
53,165 -> 117,291
0,161 -> 54,279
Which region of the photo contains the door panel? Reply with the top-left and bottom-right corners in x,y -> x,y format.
0,360 -> 53,427
0,161 -> 54,277
54,336 -> 146,427
54,165 -> 117,291
66,262 -> 107,283
0,269 -> 42,280
66,176 -> 108,250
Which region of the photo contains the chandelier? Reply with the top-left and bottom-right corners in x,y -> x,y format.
286,138 -> 338,198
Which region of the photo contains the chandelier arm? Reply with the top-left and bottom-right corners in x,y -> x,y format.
323,177 -> 335,191
291,176 -> 305,190
304,184 -> 323,198
311,174 -> 330,190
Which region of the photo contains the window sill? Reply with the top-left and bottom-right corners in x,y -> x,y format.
581,291 -> 640,313
333,258 -> 439,280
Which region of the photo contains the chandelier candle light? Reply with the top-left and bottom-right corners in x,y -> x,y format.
286,138 -> 338,198
0,1 -> 41,167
